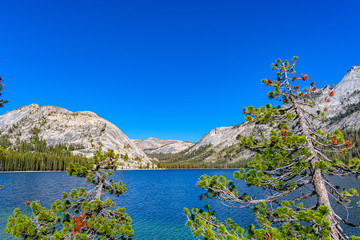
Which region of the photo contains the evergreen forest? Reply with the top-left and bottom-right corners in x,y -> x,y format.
0,129 -> 88,171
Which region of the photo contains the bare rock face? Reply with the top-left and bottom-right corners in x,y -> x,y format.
307,66 -> 360,118
133,137 -> 194,154
0,104 -> 153,169
188,123 -> 261,152
314,66 -> 360,131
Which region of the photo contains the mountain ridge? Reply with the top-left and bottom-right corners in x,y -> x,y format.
148,66 -> 360,166
2,66 -> 359,168
133,137 -> 195,154
0,103 -> 153,169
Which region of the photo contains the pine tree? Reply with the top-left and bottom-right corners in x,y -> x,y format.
0,74 -> 9,188
184,57 -> 360,239
0,75 -> 9,108
5,149 -> 134,239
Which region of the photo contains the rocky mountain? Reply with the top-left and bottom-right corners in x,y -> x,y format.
191,66 -> 360,151
158,66 -> 360,166
0,104 -> 153,169
313,66 -> 360,130
133,137 -> 194,154
6,66 -> 358,169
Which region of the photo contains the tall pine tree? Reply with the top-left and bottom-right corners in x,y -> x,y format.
185,57 -> 360,240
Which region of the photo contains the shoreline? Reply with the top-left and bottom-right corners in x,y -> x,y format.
0,168 -> 240,173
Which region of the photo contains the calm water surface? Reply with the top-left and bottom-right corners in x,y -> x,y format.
0,169 -> 359,239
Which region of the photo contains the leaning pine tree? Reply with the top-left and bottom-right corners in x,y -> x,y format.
185,57 -> 360,240
5,149 -> 134,239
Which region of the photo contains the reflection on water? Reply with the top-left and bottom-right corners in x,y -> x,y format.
0,170 -> 359,239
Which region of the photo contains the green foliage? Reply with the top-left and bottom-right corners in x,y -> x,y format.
0,74 -> 9,169
185,58 -> 360,239
328,129 -> 360,161
5,150 -> 133,239
0,75 -> 9,108
185,204 -> 333,240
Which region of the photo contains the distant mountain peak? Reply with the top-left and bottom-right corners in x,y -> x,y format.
338,66 -> 360,86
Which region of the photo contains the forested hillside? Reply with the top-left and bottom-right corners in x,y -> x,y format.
0,130 -> 88,171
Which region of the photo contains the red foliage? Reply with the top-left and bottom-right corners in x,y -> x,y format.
71,215 -> 88,235
331,138 -> 338,145
324,107 -> 328,111
226,190 -> 231,194
292,76 -> 297,81
294,86 -> 300,91
301,74 -> 309,81
281,129 -> 288,136
25,201 -> 31,206
345,140 -> 352,148
266,79 -> 273,86
310,82 -> 315,87
329,91 -> 335,96
326,98 -> 331,102
199,194 -> 203,200
312,86 -> 317,91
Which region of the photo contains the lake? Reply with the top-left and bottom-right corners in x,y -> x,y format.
0,169 -> 359,239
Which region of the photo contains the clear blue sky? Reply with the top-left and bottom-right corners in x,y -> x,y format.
1,0 -> 359,142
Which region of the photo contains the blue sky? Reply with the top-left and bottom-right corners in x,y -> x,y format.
0,0 -> 359,142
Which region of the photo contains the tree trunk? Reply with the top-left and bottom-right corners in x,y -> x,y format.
284,67 -> 340,240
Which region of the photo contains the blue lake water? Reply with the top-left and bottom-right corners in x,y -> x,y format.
0,169 -> 359,239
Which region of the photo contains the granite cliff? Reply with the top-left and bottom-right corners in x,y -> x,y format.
133,137 -> 194,154
0,104 -> 153,169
